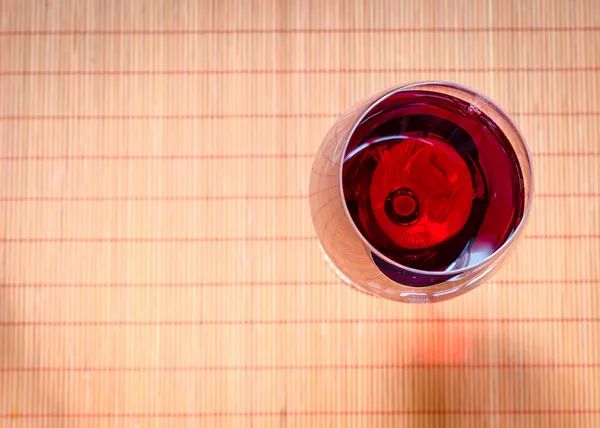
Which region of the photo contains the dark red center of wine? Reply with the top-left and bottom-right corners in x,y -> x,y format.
387,188 -> 418,220
370,137 -> 473,250
392,194 -> 415,216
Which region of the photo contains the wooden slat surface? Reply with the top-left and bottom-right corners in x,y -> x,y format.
0,0 -> 599,427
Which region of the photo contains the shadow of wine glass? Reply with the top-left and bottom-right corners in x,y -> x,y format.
383,321 -> 587,428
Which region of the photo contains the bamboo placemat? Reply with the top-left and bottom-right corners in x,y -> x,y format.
1,0 -> 599,427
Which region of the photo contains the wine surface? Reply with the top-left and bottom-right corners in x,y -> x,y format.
342,90 -> 525,274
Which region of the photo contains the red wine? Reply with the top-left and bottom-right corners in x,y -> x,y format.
342,90 -> 525,280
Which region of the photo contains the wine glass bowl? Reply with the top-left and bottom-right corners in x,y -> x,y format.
309,82 -> 533,303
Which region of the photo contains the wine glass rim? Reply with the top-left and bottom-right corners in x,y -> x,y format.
338,80 -> 535,277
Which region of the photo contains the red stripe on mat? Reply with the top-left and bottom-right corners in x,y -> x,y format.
1,26 -> 599,35
0,410 -> 598,418
2,318 -> 600,327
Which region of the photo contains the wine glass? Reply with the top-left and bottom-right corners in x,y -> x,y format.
309,82 -> 533,303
